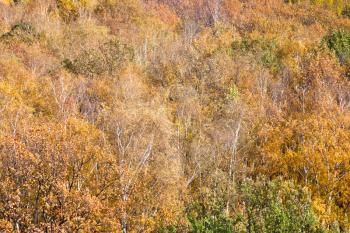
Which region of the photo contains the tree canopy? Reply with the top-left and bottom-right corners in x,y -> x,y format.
1,0 -> 350,232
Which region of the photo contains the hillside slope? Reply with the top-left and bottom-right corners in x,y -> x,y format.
1,0 -> 350,232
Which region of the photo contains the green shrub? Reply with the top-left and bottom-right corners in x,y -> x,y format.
186,201 -> 234,233
322,30 -> 350,64
0,22 -> 38,44
240,179 -> 325,233
228,84 -> 239,100
184,179 -> 324,233
100,39 -> 134,73
232,37 -> 282,73
67,49 -> 107,76
63,39 -> 134,76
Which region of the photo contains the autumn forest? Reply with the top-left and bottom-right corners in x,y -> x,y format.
2,0 -> 350,232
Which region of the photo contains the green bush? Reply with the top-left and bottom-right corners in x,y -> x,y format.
67,49 -> 107,76
100,39 -> 134,73
228,84 -> 239,100
232,37 -> 282,73
186,201 -> 234,233
184,179 -> 324,233
322,30 -> 350,64
0,22 -> 38,44
63,39 -> 134,76
240,179 -> 324,233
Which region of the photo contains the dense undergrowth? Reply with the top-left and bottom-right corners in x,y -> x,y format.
1,0 -> 350,232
